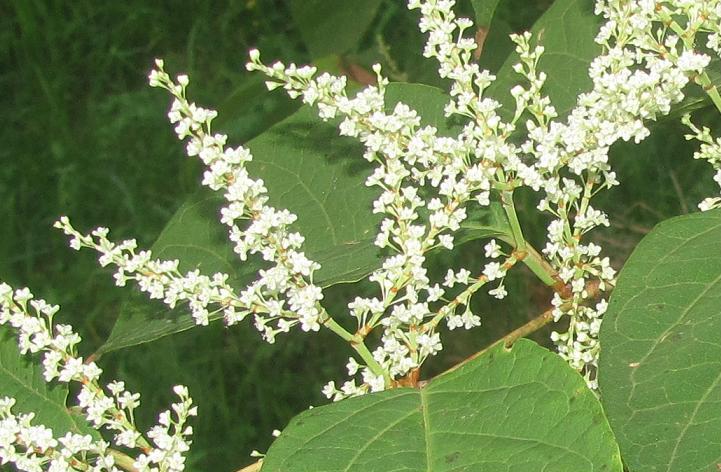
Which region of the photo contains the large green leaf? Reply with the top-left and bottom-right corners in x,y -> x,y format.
100,83 -> 512,353
290,0 -> 382,58
262,339 -> 622,472
0,327 -> 95,437
598,209 -> 721,472
487,0 -> 601,121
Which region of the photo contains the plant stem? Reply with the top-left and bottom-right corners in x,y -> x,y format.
501,190 -> 526,251
236,459 -> 263,472
108,449 -> 139,472
500,189 -> 561,288
499,307 -> 555,347
573,173 -> 596,239
695,71 -> 721,116
323,316 -> 391,385
521,244 -> 560,288
423,254 -> 519,331
433,307 -> 554,379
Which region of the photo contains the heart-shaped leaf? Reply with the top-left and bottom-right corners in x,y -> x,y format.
599,209 -> 721,472
262,339 -> 622,472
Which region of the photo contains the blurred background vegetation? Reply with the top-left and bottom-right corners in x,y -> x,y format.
1,0 -> 717,470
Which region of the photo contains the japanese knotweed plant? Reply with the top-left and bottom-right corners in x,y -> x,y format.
2,0 -> 721,471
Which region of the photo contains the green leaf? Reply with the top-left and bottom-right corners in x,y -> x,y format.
458,200 -> 513,246
487,0 -> 601,121
0,327 -> 96,437
262,339 -> 622,472
101,83 -> 513,352
290,0 -> 382,58
214,74 -> 301,143
470,0 -> 503,28
476,16 -> 515,75
599,209 -> 721,472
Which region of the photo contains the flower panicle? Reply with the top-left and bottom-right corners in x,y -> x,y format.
246,44 -> 519,397
0,282 -> 196,471
246,0 -> 721,391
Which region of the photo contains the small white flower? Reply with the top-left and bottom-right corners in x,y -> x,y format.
482,262 -> 505,281
484,239 -> 502,258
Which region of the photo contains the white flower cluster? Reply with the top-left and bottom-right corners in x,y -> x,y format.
246,0 -> 721,391
247,12 -> 521,397
6,2 -> 721,469
535,0 -> 720,384
134,386 -> 196,472
244,0 -> 587,391
597,1 -> 721,214
1,396 -> 116,472
0,283 -> 196,471
47,0 -> 721,396
416,0 -> 721,387
55,217 -> 236,328
56,62 -> 327,344
148,63 -> 326,340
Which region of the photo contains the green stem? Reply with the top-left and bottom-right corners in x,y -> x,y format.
522,244 -> 558,287
501,190 -> 526,251
500,190 -> 559,287
323,317 -> 391,385
572,172 -> 597,243
695,72 -> 721,116
423,253 -> 524,332
108,449 -> 139,472
435,307 -> 555,379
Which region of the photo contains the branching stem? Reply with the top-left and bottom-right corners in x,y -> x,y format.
501,190 -> 526,251
500,190 -> 560,288
433,307 -> 554,380
323,316 -> 390,385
